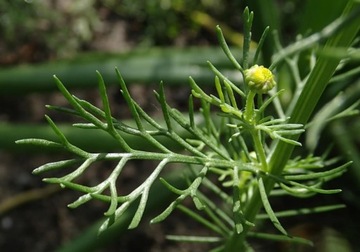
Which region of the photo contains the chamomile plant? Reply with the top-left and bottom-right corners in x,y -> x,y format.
17,3 -> 360,251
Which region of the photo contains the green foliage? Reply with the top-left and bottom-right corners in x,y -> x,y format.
16,1 -> 360,251
0,47 -> 242,94
102,0 -> 242,46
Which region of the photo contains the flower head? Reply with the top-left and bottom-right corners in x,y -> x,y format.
245,65 -> 276,94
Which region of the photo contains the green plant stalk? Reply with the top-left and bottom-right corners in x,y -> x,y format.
251,130 -> 268,172
244,90 -> 268,171
224,1 -> 360,250
0,47 -> 243,94
244,90 -> 256,122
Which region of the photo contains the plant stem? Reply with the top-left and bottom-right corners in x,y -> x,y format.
251,130 -> 268,171
244,90 -> 268,171
244,90 -> 256,122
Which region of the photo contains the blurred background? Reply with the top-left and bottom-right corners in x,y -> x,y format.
1,1 -> 359,251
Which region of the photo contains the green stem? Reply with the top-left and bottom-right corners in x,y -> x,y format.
244,90 -> 267,171
251,130 -> 268,171
244,90 -> 256,122
0,47 -> 243,95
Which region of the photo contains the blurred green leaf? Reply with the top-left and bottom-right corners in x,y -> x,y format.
0,47 -> 244,94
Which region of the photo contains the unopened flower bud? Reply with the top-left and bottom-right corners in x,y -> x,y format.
245,65 -> 276,94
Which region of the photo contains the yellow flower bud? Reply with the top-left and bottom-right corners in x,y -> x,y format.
245,65 -> 276,94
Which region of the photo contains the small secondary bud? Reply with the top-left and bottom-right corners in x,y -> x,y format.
245,65 -> 276,94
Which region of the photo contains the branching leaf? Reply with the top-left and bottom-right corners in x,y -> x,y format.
215,25 -> 244,73
258,177 -> 288,235
15,138 -> 63,149
32,159 -> 80,174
